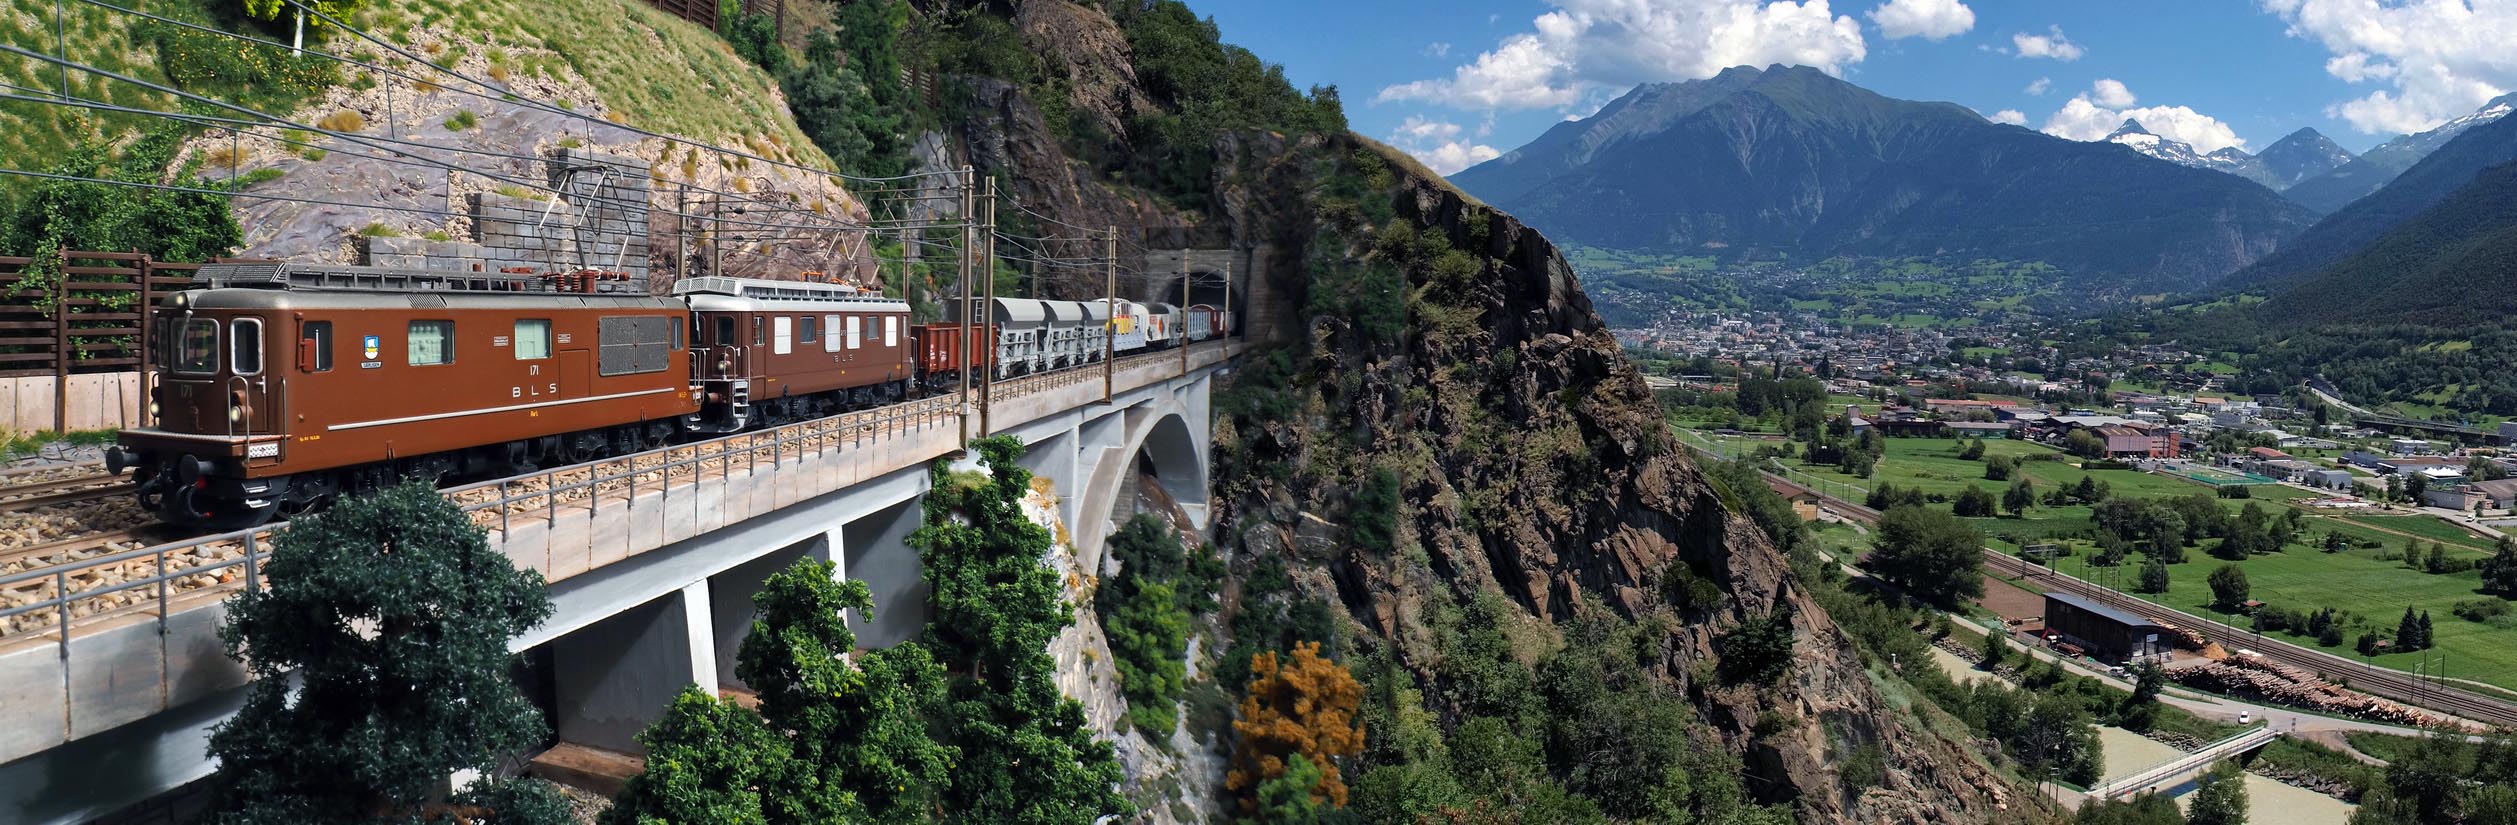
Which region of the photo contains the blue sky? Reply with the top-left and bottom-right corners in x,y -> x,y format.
1190,0 -> 2517,173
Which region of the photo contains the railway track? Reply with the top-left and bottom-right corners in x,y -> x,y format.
1681,439 -> 2517,729
0,467 -> 132,513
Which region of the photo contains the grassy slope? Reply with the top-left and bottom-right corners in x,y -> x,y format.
0,0 -> 177,174
0,0 -> 831,199
1729,431 -> 2517,689
359,0 -> 829,168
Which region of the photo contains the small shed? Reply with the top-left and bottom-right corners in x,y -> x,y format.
2041,591 -> 2168,665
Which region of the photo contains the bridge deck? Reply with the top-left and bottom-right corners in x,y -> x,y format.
2085,725 -> 2277,799
0,341 -> 1238,767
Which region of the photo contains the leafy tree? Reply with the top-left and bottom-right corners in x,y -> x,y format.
1870,506 -> 1986,607
1983,453 -> 2014,480
1099,513 -> 1209,734
2408,472 -> 2431,504
241,0 -> 363,25
2207,564 -> 2250,612
2186,761 -> 2249,825
1980,628 -> 2007,669
3,127 -> 241,265
915,437 -> 1129,823
1958,438 -> 1986,460
2118,664 -> 2165,732
2075,792 -> 2183,825
2358,633 -> 2382,656
2138,556 -> 2171,594
1105,579 -> 1191,734
738,561 -> 951,824
604,689 -> 790,825
2318,621 -> 2345,648
2067,428 -> 2109,459
1953,485 -> 1999,517
2485,537 -> 2517,595
2004,477 -> 2036,516
205,482 -> 565,824
1249,754 -> 1337,825
1715,603 -> 1797,684
1228,641 -> 1365,814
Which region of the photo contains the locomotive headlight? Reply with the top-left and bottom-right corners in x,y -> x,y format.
228,406 -> 243,424
147,401 -> 159,419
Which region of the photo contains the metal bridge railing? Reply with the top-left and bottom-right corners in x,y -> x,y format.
0,341 -> 1232,653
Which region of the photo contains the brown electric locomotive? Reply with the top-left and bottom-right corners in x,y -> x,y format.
109,264 -> 699,528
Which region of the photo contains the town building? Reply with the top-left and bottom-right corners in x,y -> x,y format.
2041,591 -> 2170,664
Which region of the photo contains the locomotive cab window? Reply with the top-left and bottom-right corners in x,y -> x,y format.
299,321 -> 332,373
174,318 -> 218,375
230,318 -> 263,376
753,318 -> 764,346
408,320 -> 453,366
514,319 -> 552,360
714,316 -> 736,347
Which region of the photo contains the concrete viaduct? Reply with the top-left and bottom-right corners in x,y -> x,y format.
0,340 -> 1241,824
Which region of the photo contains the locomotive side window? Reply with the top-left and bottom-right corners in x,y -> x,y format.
799,316 -> 817,345
408,321 -> 454,366
886,316 -> 900,348
230,318 -> 263,376
753,318 -> 764,346
823,314 -> 841,353
300,321 -> 333,372
514,320 -> 552,360
772,316 -> 793,355
174,319 -> 218,375
845,316 -> 861,350
672,322 -> 684,351
714,316 -> 736,347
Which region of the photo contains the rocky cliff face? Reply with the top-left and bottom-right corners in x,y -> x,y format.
954,2 -> 2024,821
1210,137 -> 2017,822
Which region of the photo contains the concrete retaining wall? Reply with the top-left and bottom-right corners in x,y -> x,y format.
0,372 -> 144,436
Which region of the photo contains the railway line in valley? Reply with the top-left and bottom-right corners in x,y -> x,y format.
1688,440 -> 2517,730
0,345 -> 1198,642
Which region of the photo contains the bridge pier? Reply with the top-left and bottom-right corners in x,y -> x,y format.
549,583 -> 717,755
841,499 -> 926,648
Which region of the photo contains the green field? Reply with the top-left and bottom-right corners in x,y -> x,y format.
2090,546 -> 2517,690
1684,426 -> 2517,690
2339,515 -> 2498,551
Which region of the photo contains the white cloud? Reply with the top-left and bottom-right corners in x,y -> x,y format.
2039,80 -> 2249,154
1377,0 -> 1869,112
2090,78 -> 2136,108
2263,0 -> 2517,135
1389,116 -> 1504,174
1866,0 -> 1973,40
1424,42 -> 1452,58
2012,25 -> 2084,61
2026,76 -> 2051,95
1988,108 -> 2027,125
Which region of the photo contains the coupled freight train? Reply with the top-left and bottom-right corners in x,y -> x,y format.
105,263 -> 1226,528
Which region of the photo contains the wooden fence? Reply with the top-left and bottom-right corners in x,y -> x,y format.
640,0 -> 787,38
0,251 -> 196,434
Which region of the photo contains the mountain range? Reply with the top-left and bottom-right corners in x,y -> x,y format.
2103,120 -> 2282,189
1449,65 -> 2320,293
2260,156 -> 2517,326
2227,100 -> 2517,297
2283,93 -> 2517,213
